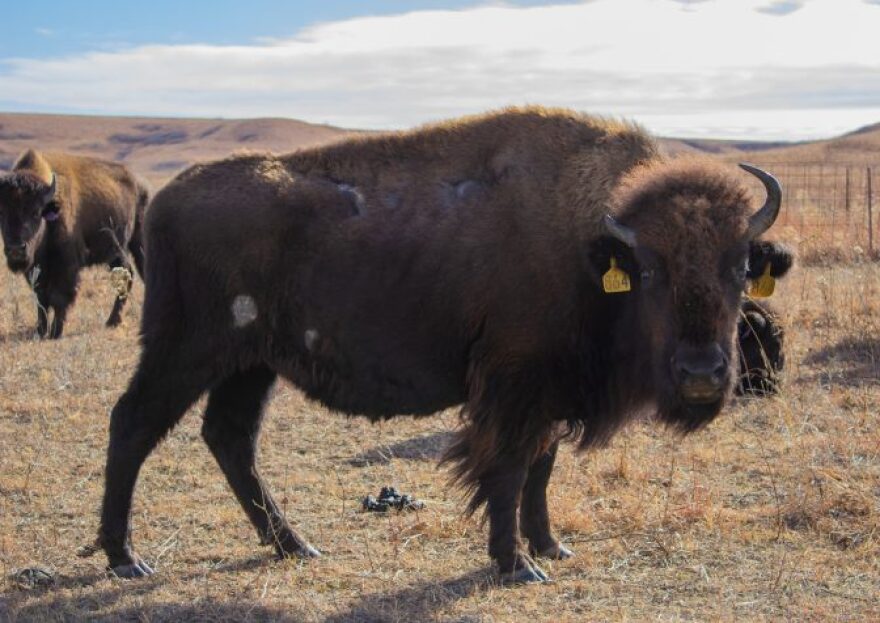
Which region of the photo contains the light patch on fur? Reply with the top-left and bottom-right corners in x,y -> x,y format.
231,295 -> 258,328
304,329 -> 320,351
256,159 -> 294,187
455,179 -> 483,200
338,184 -> 366,215
110,266 -> 133,300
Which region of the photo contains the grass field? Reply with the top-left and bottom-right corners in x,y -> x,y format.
0,238 -> 878,621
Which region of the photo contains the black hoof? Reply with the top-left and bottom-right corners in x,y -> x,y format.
297,543 -> 321,559
106,316 -> 122,328
536,543 -> 574,560
109,559 -> 154,579
499,564 -> 551,585
279,543 -> 321,559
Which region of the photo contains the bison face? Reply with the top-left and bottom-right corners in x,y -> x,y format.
590,162 -> 792,433
0,173 -> 57,273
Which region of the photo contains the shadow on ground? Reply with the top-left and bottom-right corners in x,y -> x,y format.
4,563 -> 494,622
349,430 -> 455,466
799,336 -> 880,387
325,568 -> 494,622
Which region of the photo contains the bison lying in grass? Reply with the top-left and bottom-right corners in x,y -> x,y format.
97,107 -> 792,583
736,299 -> 787,396
0,150 -> 148,338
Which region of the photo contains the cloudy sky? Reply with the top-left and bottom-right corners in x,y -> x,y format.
2,0 -> 879,140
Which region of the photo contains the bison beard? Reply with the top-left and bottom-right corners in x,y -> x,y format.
0,150 -> 149,338
97,107 -> 792,584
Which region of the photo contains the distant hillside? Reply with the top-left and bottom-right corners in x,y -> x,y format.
1,112 -> 878,188
737,121 -> 880,164
658,137 -> 795,158
0,113 -> 358,186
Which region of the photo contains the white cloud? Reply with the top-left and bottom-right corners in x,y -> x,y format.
2,0 -> 880,140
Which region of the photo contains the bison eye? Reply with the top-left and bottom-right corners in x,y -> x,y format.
640,268 -> 655,283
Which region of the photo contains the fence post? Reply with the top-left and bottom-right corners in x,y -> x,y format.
868,166 -> 874,255
845,166 -> 851,213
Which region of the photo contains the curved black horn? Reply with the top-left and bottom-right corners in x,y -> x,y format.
603,214 -> 637,247
740,163 -> 781,240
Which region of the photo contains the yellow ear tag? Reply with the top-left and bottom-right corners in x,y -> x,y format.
748,263 -> 775,298
602,257 -> 631,294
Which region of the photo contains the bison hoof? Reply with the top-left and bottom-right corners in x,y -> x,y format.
109,559 -> 154,579
535,543 -> 574,560
499,564 -> 551,585
106,316 -> 122,328
279,543 -> 321,560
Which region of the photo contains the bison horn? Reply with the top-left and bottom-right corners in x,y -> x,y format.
43,173 -> 57,202
604,214 -> 637,248
740,163 -> 781,240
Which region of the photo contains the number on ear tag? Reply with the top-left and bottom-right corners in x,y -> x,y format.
748,263 -> 775,298
602,257 -> 631,294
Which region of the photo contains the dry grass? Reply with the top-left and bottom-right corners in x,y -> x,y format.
0,247 -> 878,622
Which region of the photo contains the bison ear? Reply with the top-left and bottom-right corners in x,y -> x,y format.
586,236 -> 638,291
748,241 -> 792,280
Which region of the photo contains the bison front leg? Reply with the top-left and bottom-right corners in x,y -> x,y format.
201,366 -> 320,560
47,304 -> 68,339
33,288 -> 50,338
520,440 -> 573,560
480,458 -> 550,584
45,271 -> 77,339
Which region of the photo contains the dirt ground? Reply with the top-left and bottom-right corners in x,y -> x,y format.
1,256 -> 878,622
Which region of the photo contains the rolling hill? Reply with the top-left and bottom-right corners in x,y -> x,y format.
0,113 -> 358,186
1,112 -> 878,189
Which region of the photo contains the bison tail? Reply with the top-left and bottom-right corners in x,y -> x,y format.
139,223 -> 182,346
128,180 -> 150,280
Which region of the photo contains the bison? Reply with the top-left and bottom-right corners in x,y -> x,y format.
96,108 -> 792,583
0,150 -> 148,338
736,298 -> 786,396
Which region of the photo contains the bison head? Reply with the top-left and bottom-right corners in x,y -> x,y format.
589,160 -> 792,432
0,172 -> 57,273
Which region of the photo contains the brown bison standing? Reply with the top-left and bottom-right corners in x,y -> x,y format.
0,150 -> 148,338
97,108 -> 792,583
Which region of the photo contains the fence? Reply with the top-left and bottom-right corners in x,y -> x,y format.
739,162 -> 878,262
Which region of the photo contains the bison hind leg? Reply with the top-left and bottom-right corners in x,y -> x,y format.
201,365 -> 320,560
99,346 -> 214,577
106,257 -> 135,328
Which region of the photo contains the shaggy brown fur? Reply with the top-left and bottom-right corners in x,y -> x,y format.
0,150 -> 148,338
96,107 -> 792,583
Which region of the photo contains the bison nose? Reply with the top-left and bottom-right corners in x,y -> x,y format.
672,343 -> 728,403
4,244 -> 26,261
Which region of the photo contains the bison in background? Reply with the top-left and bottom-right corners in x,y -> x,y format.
0,150 -> 148,338
96,107 -> 792,584
736,298 -> 786,396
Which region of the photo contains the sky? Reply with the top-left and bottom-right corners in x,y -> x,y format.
1,0 -> 879,141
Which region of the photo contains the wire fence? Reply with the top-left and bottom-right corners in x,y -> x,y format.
742,162 -> 878,262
